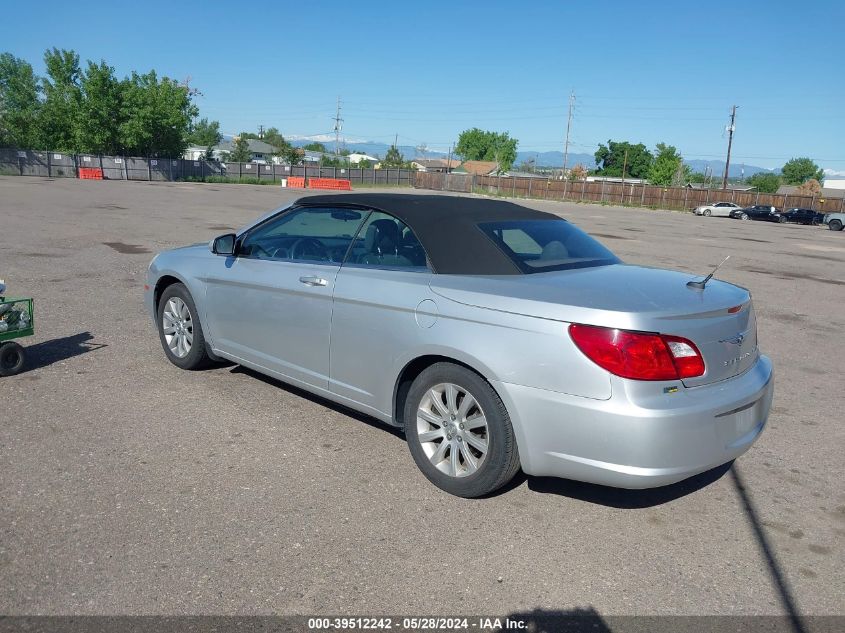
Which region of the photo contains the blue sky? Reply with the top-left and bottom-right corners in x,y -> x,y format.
5,1 -> 844,172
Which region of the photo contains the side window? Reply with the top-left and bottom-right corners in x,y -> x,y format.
344,211 -> 429,271
239,207 -> 366,264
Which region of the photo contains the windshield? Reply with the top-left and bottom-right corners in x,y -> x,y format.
478,219 -> 621,273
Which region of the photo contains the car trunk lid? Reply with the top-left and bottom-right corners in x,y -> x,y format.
431,263 -> 758,387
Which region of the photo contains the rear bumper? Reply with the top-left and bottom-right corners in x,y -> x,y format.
493,355 -> 773,489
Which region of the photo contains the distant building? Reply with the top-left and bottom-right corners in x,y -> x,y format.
687,182 -> 756,192
823,179 -> 845,190
410,158 -> 461,172
586,175 -> 649,185
452,160 -> 499,176
347,152 -> 379,165
215,138 -> 280,163
776,184 -> 845,199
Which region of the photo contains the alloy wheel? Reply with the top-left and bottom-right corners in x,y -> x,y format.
416,383 -> 489,478
162,297 -> 193,358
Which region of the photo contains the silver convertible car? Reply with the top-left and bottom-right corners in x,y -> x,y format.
145,194 -> 773,498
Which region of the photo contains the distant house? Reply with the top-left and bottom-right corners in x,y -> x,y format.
410,158 -> 461,172
347,152 -> 379,165
452,160 -> 499,176
502,170 -> 547,179
216,138 -> 281,163
183,145 -> 211,161
824,179 -> 845,190
776,184 -> 845,199
687,182 -> 756,192
586,175 -> 649,185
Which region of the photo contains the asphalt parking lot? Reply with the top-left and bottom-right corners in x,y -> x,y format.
1,176 -> 843,618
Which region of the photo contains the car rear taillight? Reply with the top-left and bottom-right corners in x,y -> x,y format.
569,324 -> 705,381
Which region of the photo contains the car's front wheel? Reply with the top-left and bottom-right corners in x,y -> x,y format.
703,209 -> 711,217
404,363 -> 520,498
830,219 -> 843,231
156,283 -> 211,370
741,213 -> 749,220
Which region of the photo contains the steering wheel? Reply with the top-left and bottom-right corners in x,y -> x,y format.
290,237 -> 329,261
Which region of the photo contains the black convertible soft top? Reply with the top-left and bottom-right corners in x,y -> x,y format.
298,193 -> 560,275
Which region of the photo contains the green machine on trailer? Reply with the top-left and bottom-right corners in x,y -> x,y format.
0,280 -> 34,376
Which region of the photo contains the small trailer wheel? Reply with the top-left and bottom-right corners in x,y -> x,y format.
0,341 -> 26,376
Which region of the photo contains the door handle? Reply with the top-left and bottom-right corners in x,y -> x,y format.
299,276 -> 328,287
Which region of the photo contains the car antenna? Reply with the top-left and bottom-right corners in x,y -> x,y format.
687,255 -> 730,290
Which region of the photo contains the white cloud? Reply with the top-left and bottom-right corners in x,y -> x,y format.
823,168 -> 845,177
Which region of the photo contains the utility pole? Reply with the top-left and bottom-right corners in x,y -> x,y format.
258,124 -> 264,139
333,96 -> 343,157
562,90 -> 575,178
621,148 -> 628,186
446,143 -> 454,174
721,105 -> 737,190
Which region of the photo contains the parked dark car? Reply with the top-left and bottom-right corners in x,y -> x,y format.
782,208 -> 824,225
729,205 -> 786,222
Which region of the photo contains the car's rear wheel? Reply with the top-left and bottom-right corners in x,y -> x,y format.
157,283 -> 211,370
703,209 -> 711,217
0,342 -> 26,376
830,219 -> 843,231
404,363 -> 520,498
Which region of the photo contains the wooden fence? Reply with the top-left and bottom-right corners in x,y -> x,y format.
413,172 -> 845,213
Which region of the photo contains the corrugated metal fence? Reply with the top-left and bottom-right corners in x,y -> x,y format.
0,148 -> 415,186
414,171 -> 845,214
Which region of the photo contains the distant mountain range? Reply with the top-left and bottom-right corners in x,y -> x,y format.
281,137 -> 775,178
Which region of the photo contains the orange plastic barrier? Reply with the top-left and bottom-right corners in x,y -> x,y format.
308,177 -> 352,191
286,176 -> 306,188
78,167 -> 104,180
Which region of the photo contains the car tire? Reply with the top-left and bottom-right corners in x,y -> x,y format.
404,362 -> 521,498
830,220 -> 843,231
741,213 -> 749,220
703,209 -> 711,217
0,342 -> 26,376
156,283 -> 211,370
778,216 -> 786,223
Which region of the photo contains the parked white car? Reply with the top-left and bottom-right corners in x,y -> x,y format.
694,202 -> 743,217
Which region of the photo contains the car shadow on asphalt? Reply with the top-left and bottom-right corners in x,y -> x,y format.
518,461 -> 734,508
17,331 -> 106,373
228,365 -> 405,439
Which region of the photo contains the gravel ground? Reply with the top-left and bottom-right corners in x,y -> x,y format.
1,176 -> 843,618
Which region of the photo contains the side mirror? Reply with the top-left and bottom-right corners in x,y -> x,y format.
210,233 -> 236,256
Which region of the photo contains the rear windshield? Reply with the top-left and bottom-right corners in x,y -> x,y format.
478,219 -> 620,273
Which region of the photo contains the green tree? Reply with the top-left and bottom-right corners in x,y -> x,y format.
746,172 -> 781,193
303,141 -> 327,152
381,144 -> 407,168
227,136 -> 251,163
781,157 -> 824,185
594,140 -> 652,178
76,60 -> 123,154
648,143 -> 690,186
0,53 -> 41,148
455,128 -> 518,172
118,70 -> 196,156
187,117 -> 222,147
688,171 -> 709,184
37,48 -> 82,151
